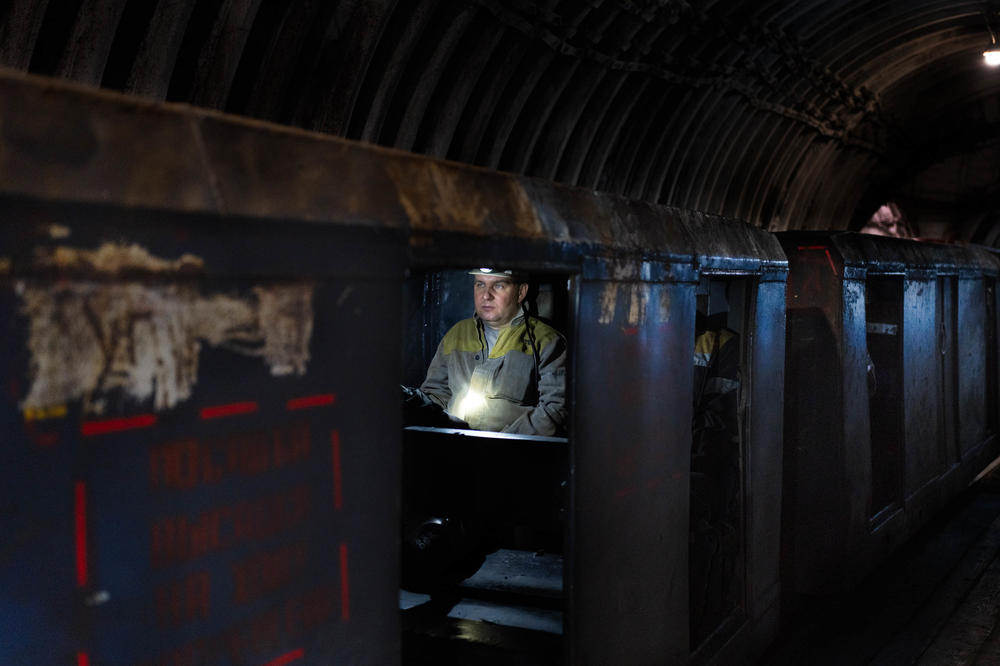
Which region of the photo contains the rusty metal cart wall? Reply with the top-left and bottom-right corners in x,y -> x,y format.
1,71 -> 787,665
0,75 -> 409,665
405,183 -> 787,663
779,232 -> 1000,604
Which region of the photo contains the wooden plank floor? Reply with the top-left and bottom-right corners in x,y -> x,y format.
760,469 -> 1000,665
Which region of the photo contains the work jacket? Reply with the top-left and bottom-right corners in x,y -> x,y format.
691,326 -> 740,525
420,314 -> 567,436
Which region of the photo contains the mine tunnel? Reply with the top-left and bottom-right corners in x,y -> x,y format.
2,2 -> 1000,665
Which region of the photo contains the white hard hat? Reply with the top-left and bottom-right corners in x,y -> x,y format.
467,267 -> 528,280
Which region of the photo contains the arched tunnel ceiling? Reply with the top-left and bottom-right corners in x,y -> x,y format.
3,0 -> 1000,246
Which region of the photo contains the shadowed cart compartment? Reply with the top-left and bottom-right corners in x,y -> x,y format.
400,427 -> 567,664
398,198 -> 786,664
570,219 -> 787,665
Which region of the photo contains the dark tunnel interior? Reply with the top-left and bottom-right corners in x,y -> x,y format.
5,1 -> 1000,243
5,2 -> 1000,665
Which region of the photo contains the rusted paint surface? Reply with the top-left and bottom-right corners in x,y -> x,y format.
385,158 -> 566,242
658,289 -> 672,323
598,282 -> 653,327
18,243 -> 313,415
195,115 -> 409,225
0,74 -> 218,211
2,214 -> 403,665
34,242 -> 204,273
598,283 -> 617,324
0,71 -> 787,272
388,160 -> 495,234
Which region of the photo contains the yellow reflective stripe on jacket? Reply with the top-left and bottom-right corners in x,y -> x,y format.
491,317 -> 560,358
439,315 -> 561,358
440,319 -> 484,355
693,329 -> 735,366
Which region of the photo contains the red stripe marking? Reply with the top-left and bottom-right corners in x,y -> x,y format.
37,433 -> 59,447
261,648 -> 304,666
77,653 -> 90,666
824,248 -> 838,276
622,327 -> 639,336
74,482 -> 87,587
795,245 -> 838,276
200,401 -> 258,420
339,543 -> 350,621
81,414 -> 157,436
332,431 -> 343,511
286,393 -> 336,410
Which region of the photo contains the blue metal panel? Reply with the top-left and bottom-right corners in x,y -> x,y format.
0,203 -> 405,665
902,279 -> 943,493
745,279 -> 785,633
570,267 -> 695,664
957,278 -> 989,457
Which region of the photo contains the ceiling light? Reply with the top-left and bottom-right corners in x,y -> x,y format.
986,9 -> 1000,65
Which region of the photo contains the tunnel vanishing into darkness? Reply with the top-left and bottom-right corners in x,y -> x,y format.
4,0 -> 1000,245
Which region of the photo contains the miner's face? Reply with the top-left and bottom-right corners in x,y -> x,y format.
474,275 -> 527,328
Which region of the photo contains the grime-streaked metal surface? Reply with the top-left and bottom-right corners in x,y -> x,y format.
779,231 -> 1000,606
0,199 -> 406,664
0,70 -> 787,272
569,252 -> 788,665
571,264 -> 695,664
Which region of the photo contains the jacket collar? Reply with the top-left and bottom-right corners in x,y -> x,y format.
474,312 -> 525,330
